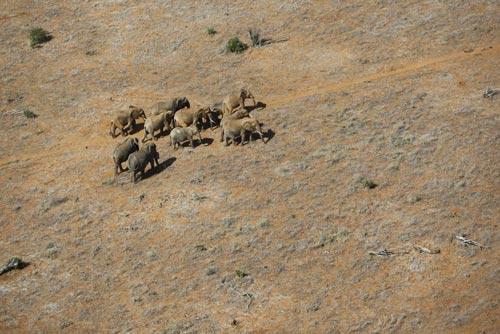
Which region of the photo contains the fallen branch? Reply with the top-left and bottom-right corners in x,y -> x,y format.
414,245 -> 440,254
0,257 -> 29,276
368,249 -> 410,257
455,235 -> 485,249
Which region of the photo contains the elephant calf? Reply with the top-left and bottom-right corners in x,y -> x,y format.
127,143 -> 160,183
221,115 -> 265,146
113,137 -> 139,176
142,111 -> 173,142
109,105 -> 146,138
169,126 -> 202,150
222,88 -> 256,115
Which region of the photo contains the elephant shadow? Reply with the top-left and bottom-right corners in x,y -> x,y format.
128,122 -> 145,135
247,128 -> 274,144
199,137 -> 214,147
244,101 -> 266,112
142,157 -> 176,180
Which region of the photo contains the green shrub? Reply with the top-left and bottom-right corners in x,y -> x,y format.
29,27 -> 52,48
22,108 -> 38,119
226,37 -> 248,53
207,27 -> 217,35
235,270 -> 248,278
360,178 -> 377,189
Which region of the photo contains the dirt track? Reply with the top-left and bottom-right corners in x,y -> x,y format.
1,1 -> 499,333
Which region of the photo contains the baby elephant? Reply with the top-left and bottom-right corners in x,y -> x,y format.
142,111 -> 173,142
221,116 -> 265,146
109,105 -> 147,138
222,88 -> 256,115
169,126 -> 202,150
127,143 -> 160,183
113,137 -> 139,176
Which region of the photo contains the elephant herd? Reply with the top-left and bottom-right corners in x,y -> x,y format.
110,88 -> 268,182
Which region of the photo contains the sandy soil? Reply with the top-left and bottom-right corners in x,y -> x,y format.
1,1 -> 499,333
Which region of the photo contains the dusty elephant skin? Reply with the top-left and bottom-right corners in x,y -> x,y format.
222,88 -> 256,115
153,97 -> 190,116
0,1 -> 498,333
142,111 -> 173,142
109,106 -> 147,138
112,137 -> 139,176
173,106 -> 214,129
127,142 -> 160,182
221,114 -> 265,146
169,126 -> 202,149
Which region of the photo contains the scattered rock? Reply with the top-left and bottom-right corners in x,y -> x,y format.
407,194 -> 422,203
483,88 -> 498,99
221,218 -> 236,228
45,242 -> 60,259
206,267 -> 218,276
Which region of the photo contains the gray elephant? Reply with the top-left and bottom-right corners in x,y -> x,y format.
112,137 -> 139,176
127,143 -> 160,183
109,105 -> 147,138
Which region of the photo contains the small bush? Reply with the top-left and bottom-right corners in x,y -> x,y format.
248,28 -> 272,47
235,270 -> 248,278
226,37 -> 248,53
22,108 -> 38,119
207,27 -> 217,35
360,178 -> 378,189
29,27 -> 52,48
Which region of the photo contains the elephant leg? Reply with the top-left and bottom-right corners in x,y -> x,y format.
240,129 -> 246,145
190,138 -> 194,148
131,171 -> 136,183
257,131 -> 265,143
142,130 -> 149,143
124,119 -> 133,134
220,129 -> 225,142
110,122 -> 118,138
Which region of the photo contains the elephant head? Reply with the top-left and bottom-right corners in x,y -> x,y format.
130,137 -> 139,151
129,105 -> 147,120
240,88 -> 256,106
174,97 -> 190,112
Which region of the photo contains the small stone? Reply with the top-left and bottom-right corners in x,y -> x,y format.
206,267 -> 218,276
258,219 -> 270,228
407,194 -> 422,203
221,218 -> 236,228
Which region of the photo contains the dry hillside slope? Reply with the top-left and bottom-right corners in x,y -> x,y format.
1,1 -> 499,333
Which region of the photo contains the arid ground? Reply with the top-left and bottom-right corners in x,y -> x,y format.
1,1 -> 499,333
